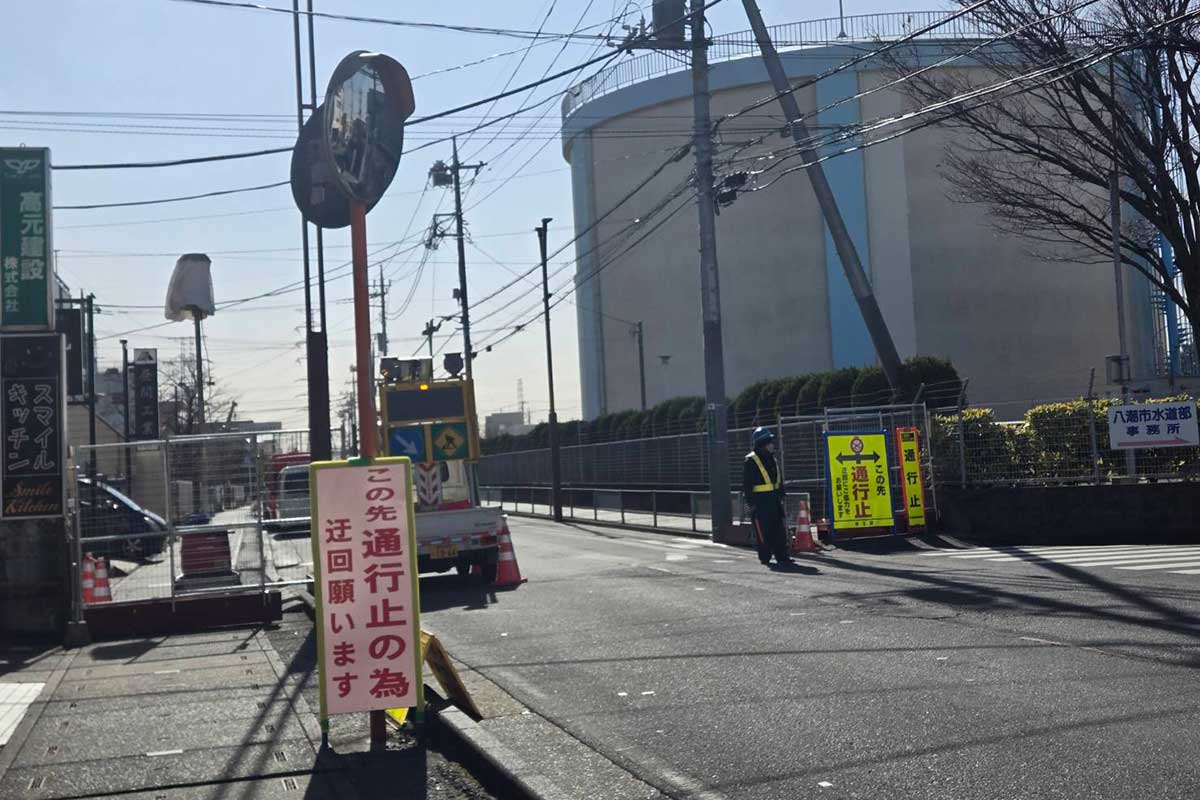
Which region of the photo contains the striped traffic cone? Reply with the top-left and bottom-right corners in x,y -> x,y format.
81,553 -> 96,604
790,500 -> 821,554
493,521 -> 526,588
92,556 -> 113,603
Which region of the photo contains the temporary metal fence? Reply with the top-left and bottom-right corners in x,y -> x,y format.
480,485 -> 816,536
479,404 -> 937,524
72,429 -> 313,610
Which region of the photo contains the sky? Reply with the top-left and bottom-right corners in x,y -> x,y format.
3,0 -> 932,431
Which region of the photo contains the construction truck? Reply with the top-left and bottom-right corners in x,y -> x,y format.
379,363 -> 502,582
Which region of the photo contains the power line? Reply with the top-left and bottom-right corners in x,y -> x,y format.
53,180 -> 288,210
165,0 -> 621,41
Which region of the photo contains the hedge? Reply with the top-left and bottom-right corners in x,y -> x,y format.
482,356 -> 961,454
930,395 -> 1200,484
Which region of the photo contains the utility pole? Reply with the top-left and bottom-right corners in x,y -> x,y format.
292,0 -> 332,463
120,339 -> 132,487
741,0 -> 904,393
537,218 -> 563,522
375,264 -> 389,358
422,319 -> 441,361
85,294 -> 96,478
430,139 -> 484,379
689,0 -> 733,539
634,321 -> 647,411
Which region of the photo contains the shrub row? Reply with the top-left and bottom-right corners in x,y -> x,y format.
483,356 -> 961,454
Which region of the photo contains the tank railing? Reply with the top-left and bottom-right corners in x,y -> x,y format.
563,10 -> 991,117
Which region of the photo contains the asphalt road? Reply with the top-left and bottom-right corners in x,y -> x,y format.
418,518 -> 1200,800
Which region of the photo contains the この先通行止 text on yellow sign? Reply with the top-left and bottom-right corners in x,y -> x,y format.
895,427 -> 926,529
826,433 -> 893,531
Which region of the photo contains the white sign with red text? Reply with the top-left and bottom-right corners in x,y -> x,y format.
311,458 -> 422,720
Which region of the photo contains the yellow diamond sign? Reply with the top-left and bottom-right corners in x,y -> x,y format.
431,422 -> 469,461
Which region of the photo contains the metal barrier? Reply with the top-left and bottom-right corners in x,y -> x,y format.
72,429 -> 313,609
480,485 -> 817,536
479,404 -> 938,524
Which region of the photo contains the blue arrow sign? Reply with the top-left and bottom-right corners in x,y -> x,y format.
388,426 -> 426,462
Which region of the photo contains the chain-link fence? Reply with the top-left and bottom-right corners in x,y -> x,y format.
73,429 -> 312,609
930,397 -> 1200,487
479,403 -> 937,524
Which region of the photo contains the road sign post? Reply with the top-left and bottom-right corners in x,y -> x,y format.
311,458 -> 422,742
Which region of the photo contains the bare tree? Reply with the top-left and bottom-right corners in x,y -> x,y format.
890,0 -> 1200,336
160,357 -> 236,435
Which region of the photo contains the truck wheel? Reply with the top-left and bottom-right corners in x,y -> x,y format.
478,563 -> 498,585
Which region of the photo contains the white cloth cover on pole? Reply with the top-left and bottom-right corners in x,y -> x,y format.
164,253 -> 216,321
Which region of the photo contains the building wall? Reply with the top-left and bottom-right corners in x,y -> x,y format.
564,43 -> 1154,417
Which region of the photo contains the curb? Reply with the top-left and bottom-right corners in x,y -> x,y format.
427,704 -> 572,800
291,590 -> 564,800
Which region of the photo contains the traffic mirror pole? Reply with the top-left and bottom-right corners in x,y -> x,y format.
349,199 -> 386,747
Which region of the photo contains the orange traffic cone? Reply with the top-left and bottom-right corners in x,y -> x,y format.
493,522 -> 527,588
81,553 -> 96,604
92,556 -> 113,603
790,500 -> 821,555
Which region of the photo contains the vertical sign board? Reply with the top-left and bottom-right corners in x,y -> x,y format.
1,334 -> 65,518
131,348 -> 160,440
1108,401 -> 1199,449
56,307 -> 84,397
310,457 -> 423,729
0,148 -> 54,330
895,427 -> 927,529
826,432 -> 893,532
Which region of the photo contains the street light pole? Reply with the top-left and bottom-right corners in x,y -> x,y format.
537,218 -> 563,522
635,321 -> 647,411
690,0 -> 733,539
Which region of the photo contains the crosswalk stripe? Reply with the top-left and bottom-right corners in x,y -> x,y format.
1053,553 -> 1200,567
930,544 -> 1192,558
921,544 -> 1200,577
1117,559 -> 1200,571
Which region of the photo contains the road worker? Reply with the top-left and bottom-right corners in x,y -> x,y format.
743,426 -> 795,568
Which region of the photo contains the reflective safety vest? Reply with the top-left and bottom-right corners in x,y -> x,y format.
748,451 -> 781,493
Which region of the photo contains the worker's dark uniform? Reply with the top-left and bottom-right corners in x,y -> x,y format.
743,447 -> 791,565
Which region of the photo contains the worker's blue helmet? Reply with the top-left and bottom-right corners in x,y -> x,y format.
752,426 -> 775,447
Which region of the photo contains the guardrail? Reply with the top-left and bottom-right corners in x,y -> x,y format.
481,485 -> 816,536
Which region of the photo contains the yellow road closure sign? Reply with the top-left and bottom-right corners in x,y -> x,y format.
896,427 -> 927,529
827,433 -> 894,531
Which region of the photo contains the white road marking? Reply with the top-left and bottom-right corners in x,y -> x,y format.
665,554 -> 689,562
1118,559 -> 1200,571
923,546 -> 1200,578
146,749 -> 185,757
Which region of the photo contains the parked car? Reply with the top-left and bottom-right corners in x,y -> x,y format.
263,463 -> 310,535
78,478 -> 168,561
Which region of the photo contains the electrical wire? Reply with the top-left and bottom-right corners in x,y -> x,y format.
53,181 -> 288,210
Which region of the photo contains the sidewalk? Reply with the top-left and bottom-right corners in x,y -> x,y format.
0,604 -> 496,800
